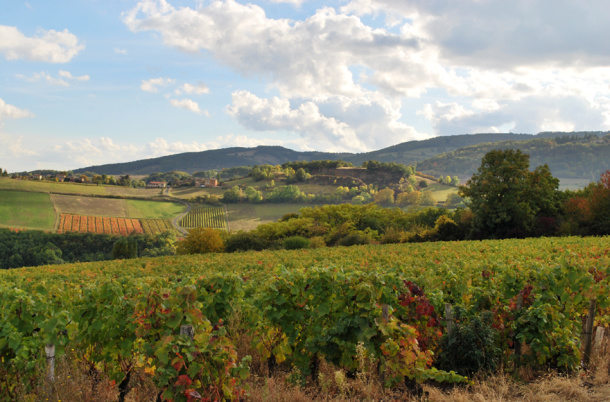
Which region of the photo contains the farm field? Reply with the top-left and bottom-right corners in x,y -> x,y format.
1,236 -> 609,400
125,199 -> 185,219
51,194 -> 129,217
58,213 -> 175,236
104,186 -> 166,198
225,203 -> 309,231
0,177 -> 107,195
58,214 -> 143,235
0,190 -> 56,230
422,182 -> 459,201
179,205 -> 228,230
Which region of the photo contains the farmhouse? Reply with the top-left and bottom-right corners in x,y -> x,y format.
201,178 -> 218,187
147,181 -> 167,188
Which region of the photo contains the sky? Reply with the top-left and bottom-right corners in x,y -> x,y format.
2,0 -> 610,172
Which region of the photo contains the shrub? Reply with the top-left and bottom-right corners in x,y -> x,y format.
337,232 -> 370,247
176,227 -> 224,255
437,307 -> 500,376
283,236 -> 310,250
224,231 -> 268,252
309,236 -> 326,249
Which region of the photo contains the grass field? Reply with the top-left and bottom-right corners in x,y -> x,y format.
225,203 -> 309,231
422,182 -> 459,201
0,177 -> 107,195
0,190 -> 56,230
51,194 -> 129,217
126,199 -> 185,219
104,186 -> 166,198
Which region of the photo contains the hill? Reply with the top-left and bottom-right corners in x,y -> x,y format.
417,133 -> 610,182
72,131 -> 610,185
74,146 -> 351,175
73,133 -> 535,175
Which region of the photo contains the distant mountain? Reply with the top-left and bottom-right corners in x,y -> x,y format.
417,132 -> 610,182
74,133 -> 533,175
73,132 -> 610,184
74,146 -> 351,175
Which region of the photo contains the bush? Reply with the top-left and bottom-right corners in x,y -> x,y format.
337,232 -> 371,247
437,307 -> 500,376
309,236 -> 326,248
224,231 -> 268,252
283,236 -> 310,250
176,227 -> 224,255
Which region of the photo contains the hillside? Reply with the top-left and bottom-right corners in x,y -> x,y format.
73,133 -> 534,175
74,146 -> 351,175
417,133 -> 610,182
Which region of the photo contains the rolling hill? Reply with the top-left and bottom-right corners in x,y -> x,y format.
72,131 -> 610,185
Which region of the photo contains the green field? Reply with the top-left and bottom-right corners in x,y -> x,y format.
126,199 -> 186,219
0,177 -> 107,195
0,191 -> 56,230
422,182 -> 459,202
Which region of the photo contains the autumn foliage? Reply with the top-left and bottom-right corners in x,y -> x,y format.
176,227 -> 225,255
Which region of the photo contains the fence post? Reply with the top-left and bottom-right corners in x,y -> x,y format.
382,304 -> 389,323
583,298 -> 597,368
444,303 -> 454,335
180,325 -> 195,340
514,294 -> 524,368
594,326 -> 605,357
45,343 -> 55,395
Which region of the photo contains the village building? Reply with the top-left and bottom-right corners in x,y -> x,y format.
201,178 -> 218,187
147,181 -> 167,188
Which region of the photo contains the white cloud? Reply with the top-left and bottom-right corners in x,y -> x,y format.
114,48 -> 127,54
175,82 -> 209,95
0,98 -> 34,120
169,98 -> 206,115
227,90 -> 427,151
0,25 -> 84,63
140,77 -> 175,92
58,70 -> 90,82
17,70 -> 90,87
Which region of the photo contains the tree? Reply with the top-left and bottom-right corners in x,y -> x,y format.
176,227 -> 224,255
374,188 -> 395,205
459,149 -> 561,239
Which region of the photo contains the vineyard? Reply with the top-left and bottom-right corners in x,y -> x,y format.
179,205 -> 228,230
140,218 -> 175,235
1,236 -> 609,400
58,213 -> 174,236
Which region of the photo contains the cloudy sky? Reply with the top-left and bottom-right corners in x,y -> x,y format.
2,0 -> 610,172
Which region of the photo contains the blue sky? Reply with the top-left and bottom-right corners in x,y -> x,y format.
2,0 -> 610,172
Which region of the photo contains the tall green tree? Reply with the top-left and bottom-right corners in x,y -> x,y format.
459,149 -> 561,238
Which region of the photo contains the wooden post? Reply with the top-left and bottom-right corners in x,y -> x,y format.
583,298 -> 597,368
444,303 -> 454,335
45,343 -> 55,396
45,344 -> 55,382
382,304 -> 389,323
180,325 -> 195,340
514,294 -> 524,367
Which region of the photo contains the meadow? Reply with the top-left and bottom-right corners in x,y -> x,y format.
0,190 -> 56,230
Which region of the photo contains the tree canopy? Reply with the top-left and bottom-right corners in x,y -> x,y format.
459,149 -> 561,238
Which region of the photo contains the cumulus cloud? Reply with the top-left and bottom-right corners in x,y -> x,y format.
0,25 -> 84,63
169,98 -> 207,115
175,82 -> 209,95
123,0 -> 610,143
0,98 -> 34,120
17,70 -> 90,86
140,77 -> 175,92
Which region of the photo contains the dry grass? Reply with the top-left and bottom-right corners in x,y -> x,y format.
15,331 -> 610,401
